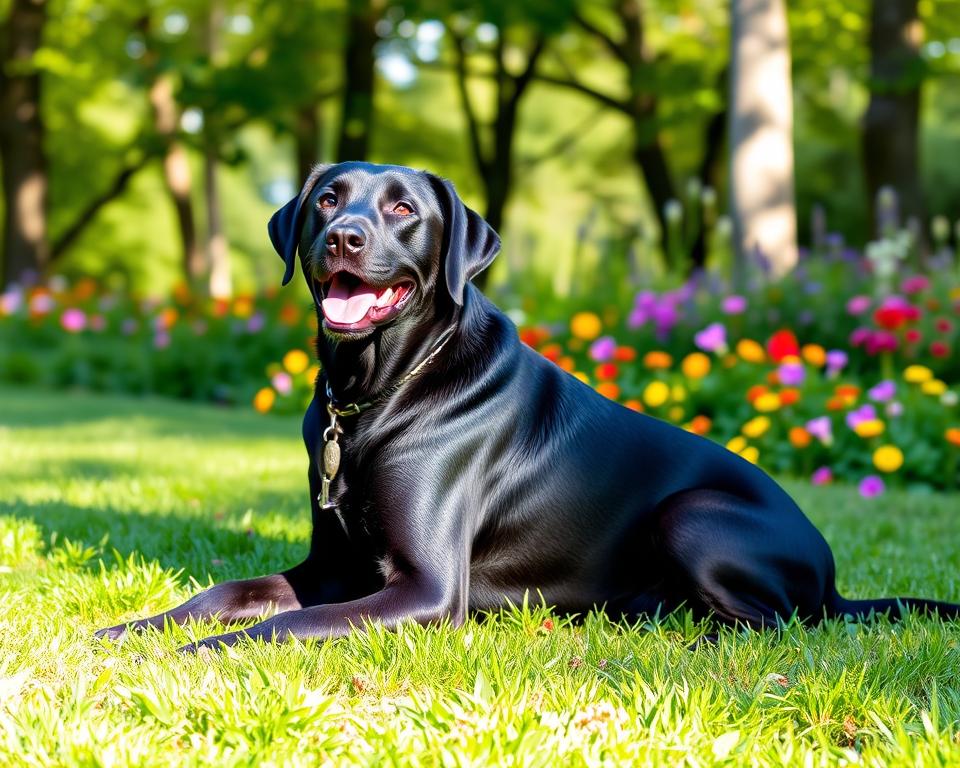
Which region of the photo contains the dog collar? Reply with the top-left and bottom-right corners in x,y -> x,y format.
316,324 -> 457,536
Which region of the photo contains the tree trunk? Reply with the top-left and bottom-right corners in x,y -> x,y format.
295,104 -> 322,182
149,73 -> 205,283
862,0 -> 923,234
728,0 -> 798,279
0,0 -> 48,288
690,92 -> 728,271
336,0 -> 381,162
204,0 -> 231,299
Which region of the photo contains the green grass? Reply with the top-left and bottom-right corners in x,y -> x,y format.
1,385 -> 959,766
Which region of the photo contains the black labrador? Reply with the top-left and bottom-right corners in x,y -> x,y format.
97,161 -> 959,649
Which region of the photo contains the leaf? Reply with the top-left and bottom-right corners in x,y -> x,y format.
712,729 -> 740,759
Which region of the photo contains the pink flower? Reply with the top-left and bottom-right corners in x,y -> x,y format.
846,404 -> 877,430
60,308 -> 87,333
846,295 -> 872,316
694,322 -> 727,353
900,275 -> 930,295
805,416 -> 833,445
721,295 -> 747,315
29,293 -> 55,315
811,467 -> 833,486
272,371 -> 293,395
589,336 -> 617,362
859,475 -> 885,498
154,331 -> 170,349
867,380 -> 896,402
778,361 -> 805,387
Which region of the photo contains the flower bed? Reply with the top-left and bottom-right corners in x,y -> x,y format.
2,247 -> 959,494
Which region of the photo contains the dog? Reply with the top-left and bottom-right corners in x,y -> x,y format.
97,161 -> 959,650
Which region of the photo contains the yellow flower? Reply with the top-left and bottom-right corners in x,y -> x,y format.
921,379 -> 947,396
726,436 -> 748,453
643,380 -> 670,408
671,384 -> 687,402
668,406 -> 685,422
742,416 -> 771,439
681,352 -> 711,379
754,392 -> 782,412
903,365 -> 933,384
283,349 -> 311,375
740,446 -> 760,464
643,351 -> 673,370
253,387 -> 276,413
873,445 -> 904,473
854,419 -> 885,438
573,371 -> 590,384
304,364 -> 321,384
736,339 -> 766,364
801,344 -> 826,367
570,312 -> 602,341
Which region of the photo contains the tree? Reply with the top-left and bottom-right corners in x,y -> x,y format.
728,0 -> 797,278
0,0 -> 49,288
862,0 -> 924,233
337,0 -> 383,161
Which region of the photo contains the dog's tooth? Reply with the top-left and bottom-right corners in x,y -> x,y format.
378,287 -> 394,307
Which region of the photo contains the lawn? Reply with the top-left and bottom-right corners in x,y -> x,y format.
1,386 -> 959,766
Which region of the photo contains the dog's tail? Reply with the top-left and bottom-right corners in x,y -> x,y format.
826,589 -> 960,621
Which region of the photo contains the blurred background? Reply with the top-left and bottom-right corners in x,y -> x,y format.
2,0 -> 960,495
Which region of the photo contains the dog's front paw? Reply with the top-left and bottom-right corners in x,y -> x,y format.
177,631 -> 244,656
94,623 -> 132,642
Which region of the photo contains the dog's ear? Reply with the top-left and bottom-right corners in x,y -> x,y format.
427,174 -> 500,305
268,164 -> 332,286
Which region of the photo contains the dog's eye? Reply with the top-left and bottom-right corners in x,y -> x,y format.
319,193 -> 337,210
392,201 -> 415,216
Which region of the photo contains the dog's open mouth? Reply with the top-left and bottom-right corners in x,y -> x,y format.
319,272 -> 414,331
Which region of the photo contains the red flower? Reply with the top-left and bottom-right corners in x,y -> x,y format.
936,318 -> 953,334
767,329 -> 799,362
905,329 -> 922,344
931,341 -> 950,358
595,362 -> 619,381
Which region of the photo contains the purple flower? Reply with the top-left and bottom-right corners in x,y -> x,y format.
694,322 -> 728,353
846,295 -> 872,316
246,312 -> 266,333
153,331 -> 170,349
0,289 -> 22,315
859,475 -> 885,499
122,318 -> 139,336
806,416 -> 833,446
589,336 -> 617,362
825,350 -> 848,378
272,371 -> 293,395
846,404 -> 877,431
811,466 -> 833,486
721,295 -> 747,315
867,380 -> 896,403
778,362 -> 805,387
60,308 -> 86,333
627,307 -> 647,329
652,302 -> 679,340
885,401 -> 904,418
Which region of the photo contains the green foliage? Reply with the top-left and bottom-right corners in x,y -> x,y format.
1,386 -> 960,764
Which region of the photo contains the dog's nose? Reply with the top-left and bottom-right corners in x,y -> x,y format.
325,225 -> 366,257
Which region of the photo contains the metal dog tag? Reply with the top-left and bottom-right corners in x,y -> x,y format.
323,439 -> 340,478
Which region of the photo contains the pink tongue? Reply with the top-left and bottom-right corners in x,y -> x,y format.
321,275 -> 378,324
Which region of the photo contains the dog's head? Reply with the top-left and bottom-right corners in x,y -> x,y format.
268,162 -> 500,340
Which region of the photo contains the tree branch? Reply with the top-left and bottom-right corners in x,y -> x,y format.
533,72 -> 631,115
450,28 -> 489,176
572,11 -> 626,63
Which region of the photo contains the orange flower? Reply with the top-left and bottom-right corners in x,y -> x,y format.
233,296 -> 255,318
736,339 -> 766,364
595,382 -> 620,399
801,344 -> 826,367
681,352 -> 711,380
278,303 -> 301,325
157,307 -> 179,330
688,415 -> 712,435
570,312 -> 602,340
643,351 -> 673,370
614,345 -> 637,362
557,356 -> 575,373
834,384 -> 861,403
826,396 -> 847,411
520,327 -> 550,347
779,388 -> 801,406
540,343 -> 563,363
789,426 -> 812,448
746,385 -> 767,403
595,363 -> 619,381
766,371 -> 780,386
253,387 -> 276,413
946,428 -> 960,447
624,399 -> 644,413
